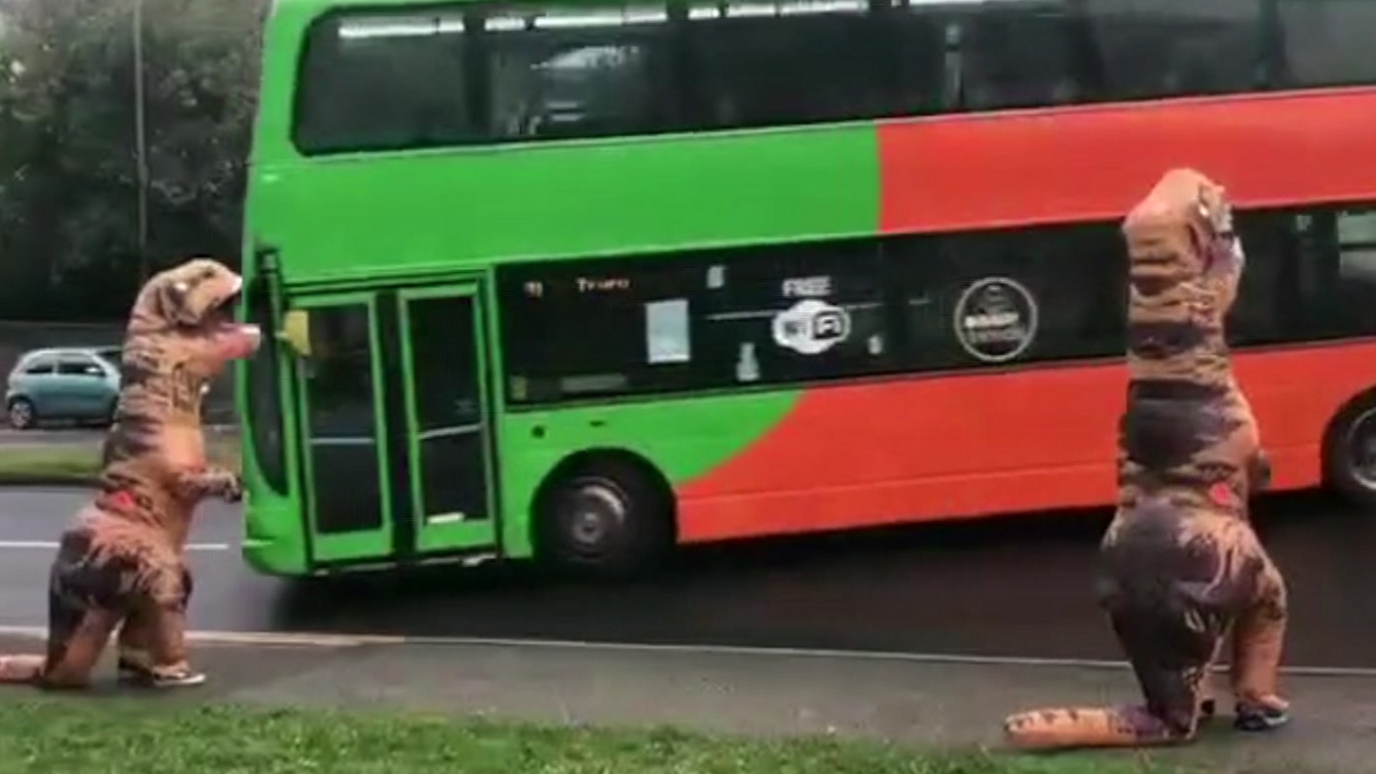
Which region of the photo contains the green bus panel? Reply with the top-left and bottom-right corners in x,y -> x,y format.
249,124 -> 880,286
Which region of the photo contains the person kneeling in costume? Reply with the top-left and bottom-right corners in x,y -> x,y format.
1002,168 -> 1290,749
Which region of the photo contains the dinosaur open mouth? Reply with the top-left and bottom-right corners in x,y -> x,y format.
204,287 -> 242,331
197,275 -> 260,360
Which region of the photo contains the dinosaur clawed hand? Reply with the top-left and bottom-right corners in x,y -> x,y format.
184,467 -> 242,503
213,471 -> 244,503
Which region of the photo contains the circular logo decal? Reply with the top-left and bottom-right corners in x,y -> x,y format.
952,277 -> 1039,364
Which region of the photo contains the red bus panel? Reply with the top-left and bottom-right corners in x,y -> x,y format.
679,88 -> 1376,543
878,87 -> 1376,234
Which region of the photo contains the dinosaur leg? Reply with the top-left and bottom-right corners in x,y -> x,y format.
38,608 -> 120,690
26,527 -> 133,689
115,606 -> 157,683
137,563 -> 204,688
0,547 -> 85,684
116,559 -> 193,681
1229,550 -> 1290,731
142,607 -> 203,687
1004,610 -> 1216,750
1109,607 -> 1219,745
1002,565 -> 1226,752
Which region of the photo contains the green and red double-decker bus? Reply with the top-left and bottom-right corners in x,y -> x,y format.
237,0 -> 1376,579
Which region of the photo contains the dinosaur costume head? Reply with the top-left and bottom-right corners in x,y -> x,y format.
103,257 -> 261,478
126,257 -> 261,383
1121,169 -> 1245,389
1122,168 -> 1245,326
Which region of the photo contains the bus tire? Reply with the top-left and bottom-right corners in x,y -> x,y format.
536,456 -> 674,579
1322,392 -> 1376,509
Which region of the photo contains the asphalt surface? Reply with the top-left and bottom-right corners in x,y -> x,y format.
0,486 -> 1372,670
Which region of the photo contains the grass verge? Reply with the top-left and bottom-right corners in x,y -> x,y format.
0,433 -> 241,484
0,697 -> 1191,774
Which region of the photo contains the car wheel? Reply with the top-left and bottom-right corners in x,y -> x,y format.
6,398 -> 36,431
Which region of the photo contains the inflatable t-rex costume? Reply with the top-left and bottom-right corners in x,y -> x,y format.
1002,169 -> 1290,749
0,258 -> 260,690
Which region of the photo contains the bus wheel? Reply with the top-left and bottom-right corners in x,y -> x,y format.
1323,394 -> 1376,509
537,457 -> 674,579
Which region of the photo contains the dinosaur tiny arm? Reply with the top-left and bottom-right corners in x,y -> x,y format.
172,466 -> 242,503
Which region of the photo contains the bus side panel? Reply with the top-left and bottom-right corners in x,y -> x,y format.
674,342 -> 1376,543
877,88 -> 1376,235
253,125 -> 882,286
496,392 -> 802,560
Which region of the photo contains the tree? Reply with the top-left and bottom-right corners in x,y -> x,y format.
0,0 -> 268,320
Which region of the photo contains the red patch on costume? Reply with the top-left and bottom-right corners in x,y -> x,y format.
1208,482 -> 1237,508
107,490 -> 136,510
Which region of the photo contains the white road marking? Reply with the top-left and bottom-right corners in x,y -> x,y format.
0,624 -> 1371,678
0,540 -> 231,551
379,636 -> 1376,679
0,625 -> 402,648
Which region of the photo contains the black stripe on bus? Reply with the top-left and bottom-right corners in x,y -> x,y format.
375,291 -> 418,566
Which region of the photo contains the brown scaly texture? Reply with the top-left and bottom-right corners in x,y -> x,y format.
1002,169 -> 1289,750
0,258 -> 261,689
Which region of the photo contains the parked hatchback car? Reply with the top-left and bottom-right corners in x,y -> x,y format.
4,346 -> 123,430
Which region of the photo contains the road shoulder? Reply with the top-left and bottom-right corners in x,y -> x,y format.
0,635 -> 1368,773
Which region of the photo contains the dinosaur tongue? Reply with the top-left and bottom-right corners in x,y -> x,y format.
215,323 -> 262,360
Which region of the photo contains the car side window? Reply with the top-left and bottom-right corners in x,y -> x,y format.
55,357 -> 103,377
21,358 -> 54,376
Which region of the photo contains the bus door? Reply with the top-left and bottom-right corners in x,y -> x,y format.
288,283 -> 499,569
392,284 -> 499,558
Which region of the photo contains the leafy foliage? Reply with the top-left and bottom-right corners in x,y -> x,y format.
0,0 -> 268,320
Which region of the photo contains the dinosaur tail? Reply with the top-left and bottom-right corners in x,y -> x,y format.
1003,705 -> 1185,750
0,654 -> 45,684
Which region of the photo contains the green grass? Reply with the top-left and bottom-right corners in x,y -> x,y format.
0,434 -> 241,482
0,698 -> 1191,774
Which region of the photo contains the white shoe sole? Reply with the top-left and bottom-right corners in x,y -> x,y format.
119,669 -> 208,688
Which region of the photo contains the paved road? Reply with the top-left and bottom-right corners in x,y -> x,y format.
0,489 -> 281,632
0,487 -> 1372,670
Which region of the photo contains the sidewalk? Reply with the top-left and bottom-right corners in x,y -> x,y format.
2,635 -> 1372,773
